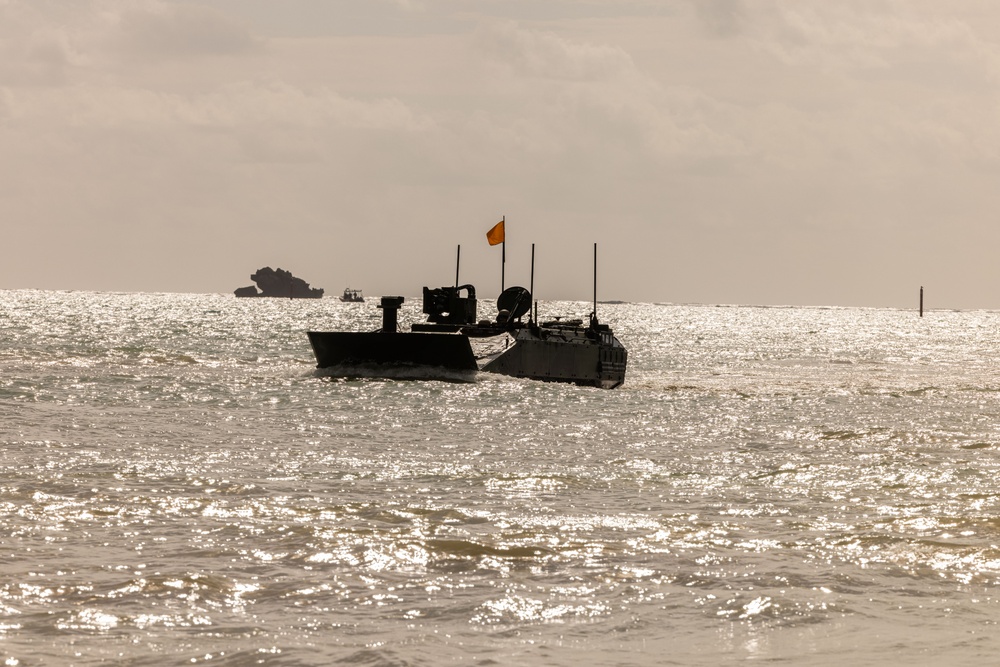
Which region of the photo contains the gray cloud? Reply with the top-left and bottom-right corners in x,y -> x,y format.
694,0 -> 747,37
115,3 -> 263,58
479,20 -> 635,80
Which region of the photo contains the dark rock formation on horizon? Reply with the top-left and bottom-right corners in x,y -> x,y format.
234,267 -> 324,299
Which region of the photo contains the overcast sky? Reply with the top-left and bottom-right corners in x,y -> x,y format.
3,0 -> 1000,308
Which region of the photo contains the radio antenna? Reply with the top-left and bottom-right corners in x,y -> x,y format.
530,243 -> 535,323
593,242 -> 598,322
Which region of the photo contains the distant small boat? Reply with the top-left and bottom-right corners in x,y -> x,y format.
340,288 -> 364,303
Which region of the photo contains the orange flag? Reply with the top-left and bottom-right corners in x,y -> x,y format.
486,220 -> 505,246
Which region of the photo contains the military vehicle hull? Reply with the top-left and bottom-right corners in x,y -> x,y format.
307,291 -> 480,379
481,323 -> 627,389
307,331 -> 477,372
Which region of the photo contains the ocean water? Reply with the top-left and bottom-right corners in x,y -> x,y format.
2,290 -> 1000,666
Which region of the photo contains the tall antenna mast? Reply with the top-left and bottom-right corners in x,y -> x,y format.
530,243 -> 535,324
593,242 -> 598,320
455,245 -> 461,287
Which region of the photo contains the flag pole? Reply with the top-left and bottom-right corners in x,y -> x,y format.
501,215 -> 506,294
486,217 -> 506,294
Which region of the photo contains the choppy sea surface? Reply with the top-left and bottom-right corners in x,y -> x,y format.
3,290 -> 1000,666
